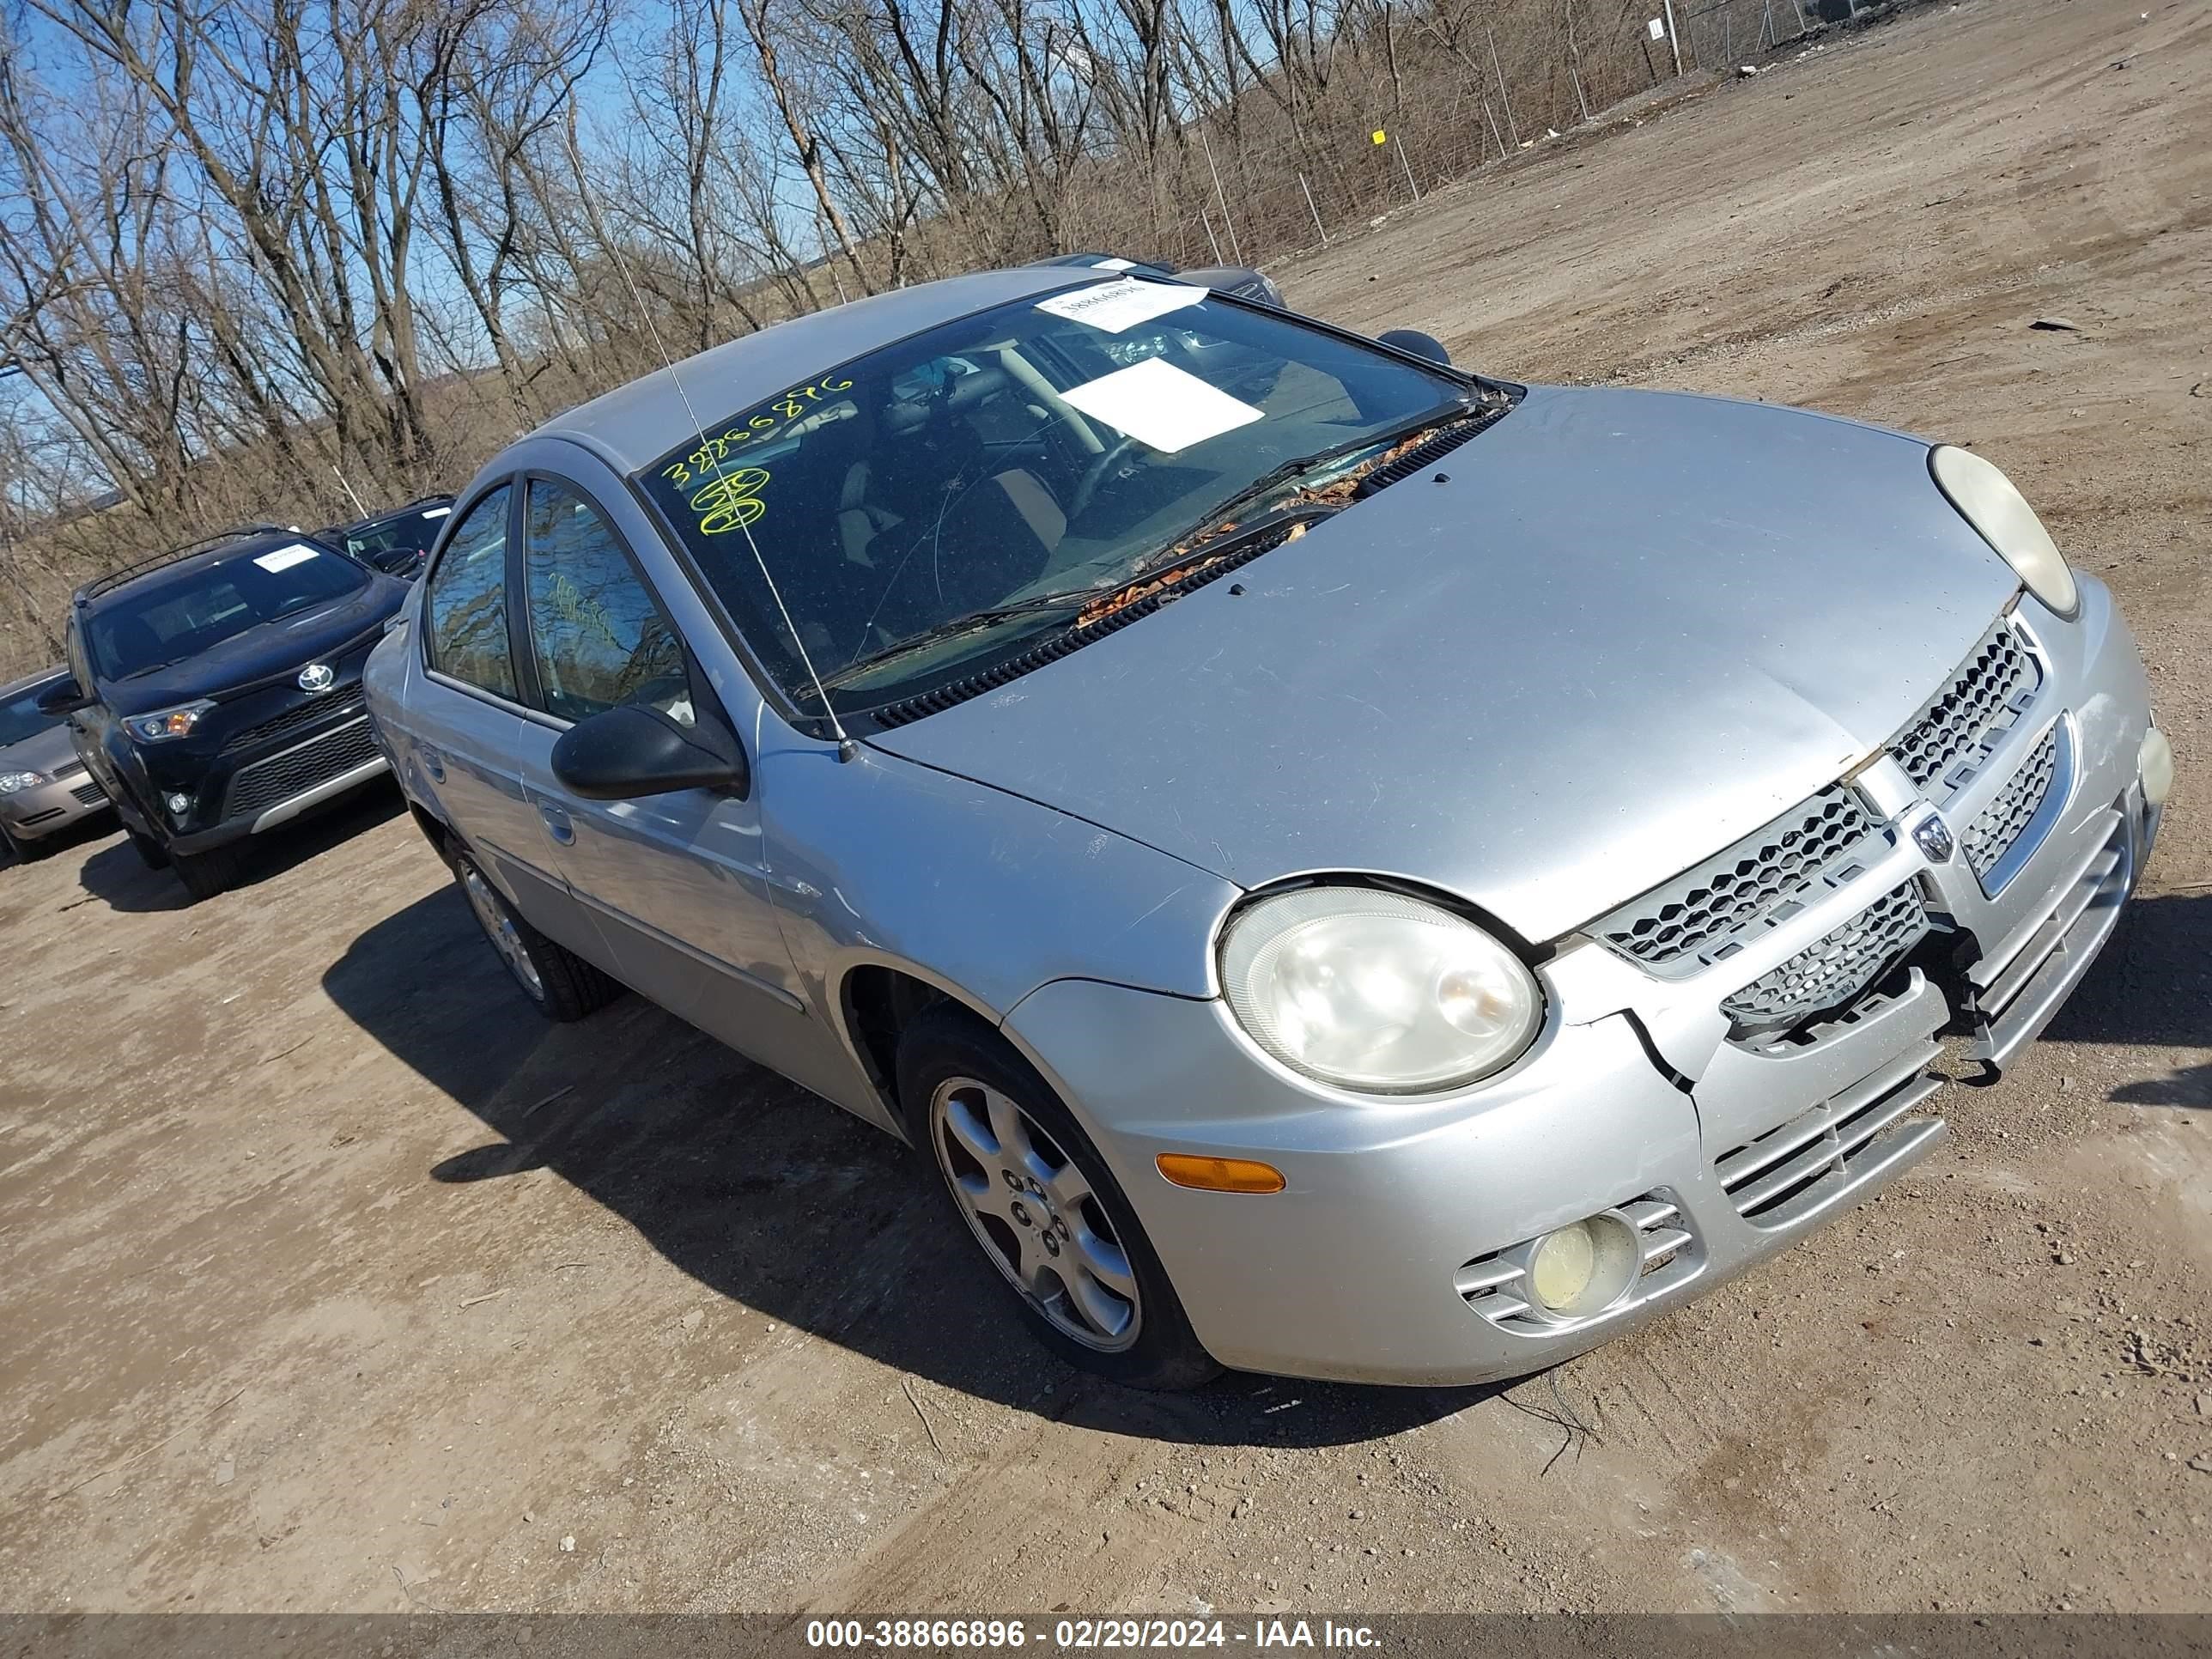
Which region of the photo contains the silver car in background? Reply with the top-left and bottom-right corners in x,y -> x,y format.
365,267 -> 2172,1389
0,668 -> 108,860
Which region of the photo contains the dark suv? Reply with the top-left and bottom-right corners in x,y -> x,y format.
318,495 -> 455,581
38,526 -> 410,900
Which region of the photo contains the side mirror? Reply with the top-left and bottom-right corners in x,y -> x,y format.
35,678 -> 92,718
550,704 -> 746,801
1377,328 -> 1452,368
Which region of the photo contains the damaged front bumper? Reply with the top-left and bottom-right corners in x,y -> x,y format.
1000,578 -> 2160,1386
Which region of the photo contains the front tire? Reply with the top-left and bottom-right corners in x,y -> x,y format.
173,841 -> 246,901
454,852 -> 621,1022
896,1004 -> 1219,1391
126,826 -> 171,869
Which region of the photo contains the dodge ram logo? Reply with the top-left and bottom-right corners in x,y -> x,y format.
298,662 -> 336,694
1913,814 -> 1955,863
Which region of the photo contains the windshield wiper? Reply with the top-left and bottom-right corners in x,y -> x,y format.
822,586 -> 1121,690
1121,396 -> 1480,579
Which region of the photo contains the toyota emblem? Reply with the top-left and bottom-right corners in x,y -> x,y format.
298,662 -> 336,694
1912,814 -> 1955,863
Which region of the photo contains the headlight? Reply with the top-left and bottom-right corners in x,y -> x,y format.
125,701 -> 216,743
1218,886 -> 1543,1094
0,770 -> 46,794
1929,445 -> 2077,618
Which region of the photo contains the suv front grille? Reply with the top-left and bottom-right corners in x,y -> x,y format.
222,686 -> 367,755
222,717 -> 380,820
1719,882 -> 1930,1032
1887,619 -> 2041,803
1962,721 -> 2061,882
1596,786 -> 1881,973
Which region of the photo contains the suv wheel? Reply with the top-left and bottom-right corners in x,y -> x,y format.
455,853 -> 621,1021
173,842 -> 246,902
896,1004 -> 1219,1391
126,827 -> 171,869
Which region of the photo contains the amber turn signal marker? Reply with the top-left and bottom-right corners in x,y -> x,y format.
1156,1153 -> 1285,1194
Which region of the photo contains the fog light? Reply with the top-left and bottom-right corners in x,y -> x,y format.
1527,1214 -> 1640,1317
2140,726 -> 2173,809
166,793 -> 191,817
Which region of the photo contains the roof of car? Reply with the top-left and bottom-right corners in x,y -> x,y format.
75,526 -> 342,608
0,664 -> 67,700
536,267 -> 1097,475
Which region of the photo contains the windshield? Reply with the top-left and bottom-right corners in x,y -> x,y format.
0,678 -> 64,747
343,507 -> 446,562
88,542 -> 370,679
636,283 -> 1474,716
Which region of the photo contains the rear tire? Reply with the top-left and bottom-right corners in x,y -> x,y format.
173,842 -> 246,902
896,1003 -> 1220,1392
127,826 -> 171,870
454,851 -> 621,1022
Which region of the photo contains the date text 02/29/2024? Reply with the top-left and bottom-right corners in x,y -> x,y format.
804,1618 -> 1382,1650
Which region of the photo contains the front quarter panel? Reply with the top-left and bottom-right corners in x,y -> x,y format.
761,733 -> 1238,1053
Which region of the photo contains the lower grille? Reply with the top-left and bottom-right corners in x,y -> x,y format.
69,779 -> 106,806
1455,1193 -> 1698,1331
1963,721 -> 2061,884
1715,1057 -> 1942,1228
222,717 -> 380,821
1719,883 -> 1931,1033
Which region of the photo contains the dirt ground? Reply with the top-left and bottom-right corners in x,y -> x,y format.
3,0 -> 2209,1617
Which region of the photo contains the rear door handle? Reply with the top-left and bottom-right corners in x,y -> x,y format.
419,744 -> 446,782
538,801 -> 575,845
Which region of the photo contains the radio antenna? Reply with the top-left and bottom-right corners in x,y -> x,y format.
561,119 -> 858,762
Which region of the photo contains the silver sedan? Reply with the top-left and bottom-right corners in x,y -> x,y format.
364,266 -> 2171,1389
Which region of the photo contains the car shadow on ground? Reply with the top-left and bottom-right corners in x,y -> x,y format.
322,884 -> 1499,1444
2040,891 -> 2212,1106
76,784 -> 404,914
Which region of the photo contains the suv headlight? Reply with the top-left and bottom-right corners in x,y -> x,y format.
1218,886 -> 1543,1094
0,770 -> 46,794
125,700 -> 216,743
1929,445 -> 2077,618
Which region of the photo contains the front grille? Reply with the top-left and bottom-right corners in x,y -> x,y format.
1455,1193 -> 1697,1330
52,759 -> 87,781
1962,721 -> 2060,883
1715,1058 -> 1942,1228
222,686 -> 367,755
1596,786 -> 1881,972
69,779 -> 106,806
222,717 -> 380,820
1719,882 -> 1930,1032
1887,620 -> 2042,803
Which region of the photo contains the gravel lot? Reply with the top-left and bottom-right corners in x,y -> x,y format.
2,0 -> 2207,1615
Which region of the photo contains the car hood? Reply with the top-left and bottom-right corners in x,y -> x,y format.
0,722 -> 81,775
866,385 -> 2023,944
107,577 -> 403,715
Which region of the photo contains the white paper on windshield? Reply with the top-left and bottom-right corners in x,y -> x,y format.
1060,356 -> 1264,454
252,543 -> 322,573
1036,276 -> 1207,334
1089,257 -> 1136,270
421,505 -> 452,519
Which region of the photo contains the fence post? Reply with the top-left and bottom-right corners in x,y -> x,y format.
1298,171 -> 1329,245
1395,136 -> 1421,201
1480,95 -> 1508,161
1198,204 -> 1224,264
1486,27 -> 1519,144
1662,0 -> 1684,75
1196,125 -> 1245,266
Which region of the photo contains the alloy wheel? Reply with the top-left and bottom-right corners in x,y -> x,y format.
929,1075 -> 1142,1352
461,863 -> 544,1001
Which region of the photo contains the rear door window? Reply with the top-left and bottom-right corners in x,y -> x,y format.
423,486 -> 517,699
